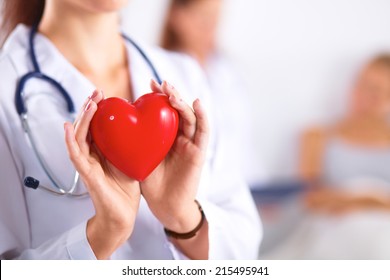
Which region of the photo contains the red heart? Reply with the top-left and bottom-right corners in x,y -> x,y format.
90,93 -> 179,181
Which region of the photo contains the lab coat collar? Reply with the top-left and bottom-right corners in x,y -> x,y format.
3,24 -> 158,109
3,24 -> 95,111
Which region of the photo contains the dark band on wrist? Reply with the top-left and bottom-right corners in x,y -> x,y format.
164,200 -> 205,240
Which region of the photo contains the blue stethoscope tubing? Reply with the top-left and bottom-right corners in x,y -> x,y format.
17,24 -> 162,197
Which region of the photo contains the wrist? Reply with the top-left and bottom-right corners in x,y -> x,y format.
86,216 -> 131,259
162,200 -> 203,234
164,201 -> 205,239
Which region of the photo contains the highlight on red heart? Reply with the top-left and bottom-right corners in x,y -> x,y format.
90,93 -> 179,181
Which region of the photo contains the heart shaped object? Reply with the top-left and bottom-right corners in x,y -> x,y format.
90,93 -> 179,181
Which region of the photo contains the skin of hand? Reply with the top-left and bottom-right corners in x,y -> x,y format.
141,80 -> 210,235
64,89 -> 141,260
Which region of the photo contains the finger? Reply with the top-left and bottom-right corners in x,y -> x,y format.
170,95 -> 197,139
150,79 -> 162,93
193,99 -> 209,150
74,89 -> 104,127
161,80 -> 178,98
162,81 -> 197,139
74,100 -> 98,155
73,97 -> 91,128
64,122 -> 88,173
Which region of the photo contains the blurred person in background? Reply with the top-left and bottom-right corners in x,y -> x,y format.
264,55 -> 390,260
298,54 -> 390,259
160,0 -> 266,188
301,54 -> 390,215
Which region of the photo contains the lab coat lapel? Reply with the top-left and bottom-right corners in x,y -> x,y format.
33,30 -> 97,112
125,38 -> 158,100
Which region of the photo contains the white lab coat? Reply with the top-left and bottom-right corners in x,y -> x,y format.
205,54 -> 268,187
0,25 -> 262,260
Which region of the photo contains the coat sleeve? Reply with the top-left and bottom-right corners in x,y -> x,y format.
0,56 -> 96,260
198,172 -> 263,260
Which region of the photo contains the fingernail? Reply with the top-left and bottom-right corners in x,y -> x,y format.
89,90 -> 98,99
85,100 -> 92,112
164,80 -> 174,90
194,99 -> 202,109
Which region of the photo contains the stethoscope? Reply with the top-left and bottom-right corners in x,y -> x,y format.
17,24 -> 162,198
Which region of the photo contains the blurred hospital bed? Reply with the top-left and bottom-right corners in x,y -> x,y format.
252,178 -> 390,259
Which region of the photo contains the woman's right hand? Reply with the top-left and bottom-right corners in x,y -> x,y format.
64,90 -> 141,260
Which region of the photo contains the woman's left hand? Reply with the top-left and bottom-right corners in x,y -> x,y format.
140,80 -> 209,234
